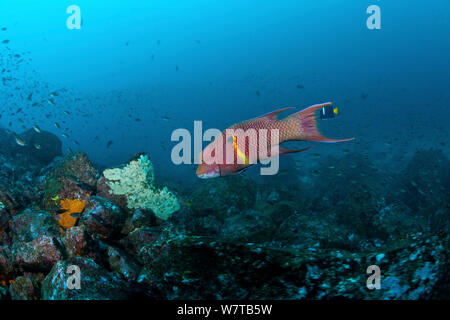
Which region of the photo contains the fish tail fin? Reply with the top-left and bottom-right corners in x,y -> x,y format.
286,102 -> 354,143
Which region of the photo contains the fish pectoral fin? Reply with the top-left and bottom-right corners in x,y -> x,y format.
279,146 -> 312,156
236,164 -> 256,175
258,107 -> 296,120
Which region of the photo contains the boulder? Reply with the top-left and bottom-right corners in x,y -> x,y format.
41,257 -> 144,300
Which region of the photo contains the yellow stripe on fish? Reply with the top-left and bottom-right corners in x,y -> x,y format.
233,136 -> 249,165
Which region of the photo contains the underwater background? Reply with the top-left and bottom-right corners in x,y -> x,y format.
0,0 -> 448,300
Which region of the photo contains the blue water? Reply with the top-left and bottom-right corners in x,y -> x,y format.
1,0 -> 449,184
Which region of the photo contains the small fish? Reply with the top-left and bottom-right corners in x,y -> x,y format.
70,212 -> 82,219
296,84 -> 304,89
162,116 -> 170,121
106,140 -> 113,148
54,122 -> 60,129
15,136 -> 27,147
2,40 -> 9,44
34,143 -> 42,150
62,133 -> 69,138
50,91 -> 59,97
33,125 -> 41,133
64,110 -> 71,115
47,98 -> 56,105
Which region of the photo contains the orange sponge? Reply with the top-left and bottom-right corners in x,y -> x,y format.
58,199 -> 85,229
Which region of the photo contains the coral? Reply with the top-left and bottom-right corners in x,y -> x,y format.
101,154 -> 180,220
58,199 -> 86,229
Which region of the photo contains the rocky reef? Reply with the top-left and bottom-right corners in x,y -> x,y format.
0,128 -> 448,300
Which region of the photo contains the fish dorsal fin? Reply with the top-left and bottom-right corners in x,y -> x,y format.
258,107 -> 296,120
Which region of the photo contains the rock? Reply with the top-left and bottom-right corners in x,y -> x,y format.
220,209 -> 275,243
191,175 -> 256,217
80,196 -> 127,239
136,228 -> 449,299
0,246 -> 13,278
13,129 -> 62,167
62,226 -> 88,257
9,209 -> 60,242
266,190 -> 280,204
12,235 -> 63,271
119,227 -> 161,260
107,246 -> 140,281
41,257 -> 143,300
9,276 -> 37,300
0,231 -> 11,246
121,208 -> 157,235
0,128 -> 62,168
0,186 -> 21,215
40,152 -> 98,218
0,205 -> 10,231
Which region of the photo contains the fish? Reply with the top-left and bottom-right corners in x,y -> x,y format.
196,102 -> 354,178
69,212 -> 82,219
33,125 -> 41,133
14,136 -> 27,147
34,143 -> 42,150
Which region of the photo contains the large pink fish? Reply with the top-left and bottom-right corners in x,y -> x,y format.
196,102 -> 354,178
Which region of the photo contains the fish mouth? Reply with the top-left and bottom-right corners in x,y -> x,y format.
196,165 -> 220,179
197,172 -> 220,179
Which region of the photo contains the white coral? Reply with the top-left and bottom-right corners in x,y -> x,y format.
103,154 -> 180,220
